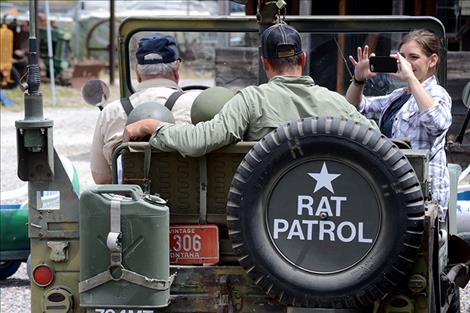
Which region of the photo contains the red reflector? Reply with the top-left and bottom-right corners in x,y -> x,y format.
33,264 -> 54,287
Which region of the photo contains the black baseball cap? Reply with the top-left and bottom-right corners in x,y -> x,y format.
136,33 -> 181,65
261,23 -> 302,59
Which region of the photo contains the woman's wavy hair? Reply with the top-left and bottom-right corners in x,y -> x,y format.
399,29 -> 441,70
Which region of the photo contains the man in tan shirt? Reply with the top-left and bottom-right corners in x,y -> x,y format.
90,34 -> 199,184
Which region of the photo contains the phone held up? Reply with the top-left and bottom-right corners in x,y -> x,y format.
369,56 -> 398,73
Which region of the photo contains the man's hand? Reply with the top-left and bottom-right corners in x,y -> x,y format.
123,119 -> 161,142
92,171 -> 112,184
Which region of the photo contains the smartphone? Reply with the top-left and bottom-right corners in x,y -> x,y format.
369,56 -> 398,73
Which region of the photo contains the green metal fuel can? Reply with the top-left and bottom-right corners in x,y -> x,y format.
79,185 -> 173,308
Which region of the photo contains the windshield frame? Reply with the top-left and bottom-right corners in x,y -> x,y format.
119,15 -> 446,98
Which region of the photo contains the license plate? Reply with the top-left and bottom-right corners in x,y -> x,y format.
90,309 -> 155,313
170,225 -> 219,264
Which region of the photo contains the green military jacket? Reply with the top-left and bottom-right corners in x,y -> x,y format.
150,76 -> 376,157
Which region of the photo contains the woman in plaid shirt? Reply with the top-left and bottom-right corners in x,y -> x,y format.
346,29 -> 452,220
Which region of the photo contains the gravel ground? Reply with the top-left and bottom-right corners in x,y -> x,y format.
1,107 -> 470,312
0,263 -> 30,312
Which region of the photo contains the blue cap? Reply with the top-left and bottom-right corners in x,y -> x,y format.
136,33 -> 180,65
261,24 -> 302,59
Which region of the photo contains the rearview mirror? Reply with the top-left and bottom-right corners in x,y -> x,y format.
81,79 -> 110,110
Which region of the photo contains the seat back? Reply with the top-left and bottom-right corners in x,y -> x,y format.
120,144 -> 252,223
119,143 -> 253,262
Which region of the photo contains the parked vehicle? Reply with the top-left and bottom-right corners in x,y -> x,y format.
0,203 -> 28,280
16,1 -> 469,312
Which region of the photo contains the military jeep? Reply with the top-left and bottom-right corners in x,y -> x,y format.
20,9 -> 469,313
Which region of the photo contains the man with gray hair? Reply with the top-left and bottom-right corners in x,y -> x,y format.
90,33 -> 199,184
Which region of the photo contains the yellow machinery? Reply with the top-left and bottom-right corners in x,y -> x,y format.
0,24 -> 13,86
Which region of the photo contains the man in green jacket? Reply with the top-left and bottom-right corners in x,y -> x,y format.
123,23 -> 375,156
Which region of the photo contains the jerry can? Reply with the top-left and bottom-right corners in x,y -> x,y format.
79,185 -> 173,308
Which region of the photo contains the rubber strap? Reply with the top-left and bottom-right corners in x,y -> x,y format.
164,91 -> 184,111
122,91 -> 182,115
120,97 -> 133,116
106,198 -> 122,253
79,269 -> 176,293
143,144 -> 152,193
199,157 -> 207,224
455,109 -> 470,144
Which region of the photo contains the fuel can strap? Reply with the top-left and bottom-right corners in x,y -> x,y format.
121,269 -> 176,291
109,198 -> 121,235
79,270 -> 111,293
107,198 -> 122,253
79,270 -> 176,293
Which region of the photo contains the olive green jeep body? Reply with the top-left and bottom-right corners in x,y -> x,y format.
113,140 -> 441,313
20,14 -> 469,313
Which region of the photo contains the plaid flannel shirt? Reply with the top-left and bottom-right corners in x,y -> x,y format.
358,76 -> 452,218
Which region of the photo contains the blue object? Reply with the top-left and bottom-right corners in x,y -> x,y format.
380,93 -> 411,137
136,33 -> 180,65
0,204 -> 21,210
458,190 -> 470,201
0,90 -> 16,107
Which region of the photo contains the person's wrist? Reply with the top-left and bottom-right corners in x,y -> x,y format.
404,74 -> 418,85
143,119 -> 160,135
352,75 -> 366,86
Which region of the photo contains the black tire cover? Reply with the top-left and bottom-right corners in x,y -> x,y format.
227,117 -> 425,308
458,232 -> 470,246
0,260 -> 21,280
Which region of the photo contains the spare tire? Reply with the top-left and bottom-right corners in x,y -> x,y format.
227,117 -> 425,308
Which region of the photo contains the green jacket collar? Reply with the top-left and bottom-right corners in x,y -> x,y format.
269,75 -> 315,85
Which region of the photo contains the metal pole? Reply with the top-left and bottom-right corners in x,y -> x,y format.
16,0 -> 54,182
299,0 -> 311,75
29,0 -> 36,55
45,0 -> 56,106
109,0 -> 115,85
217,1 -> 229,47
74,0 -> 81,59
391,0 -> 405,51
392,0 -> 404,14
23,0 -> 45,120
335,0 -> 346,93
26,0 -> 41,105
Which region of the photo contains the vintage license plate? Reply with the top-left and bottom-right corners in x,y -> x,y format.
170,224 -> 219,264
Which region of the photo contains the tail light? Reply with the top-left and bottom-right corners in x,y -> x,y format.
32,264 -> 54,287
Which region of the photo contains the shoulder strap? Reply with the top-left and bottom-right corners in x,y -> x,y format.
164,90 -> 184,111
120,97 -> 133,116
121,90 -> 183,116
